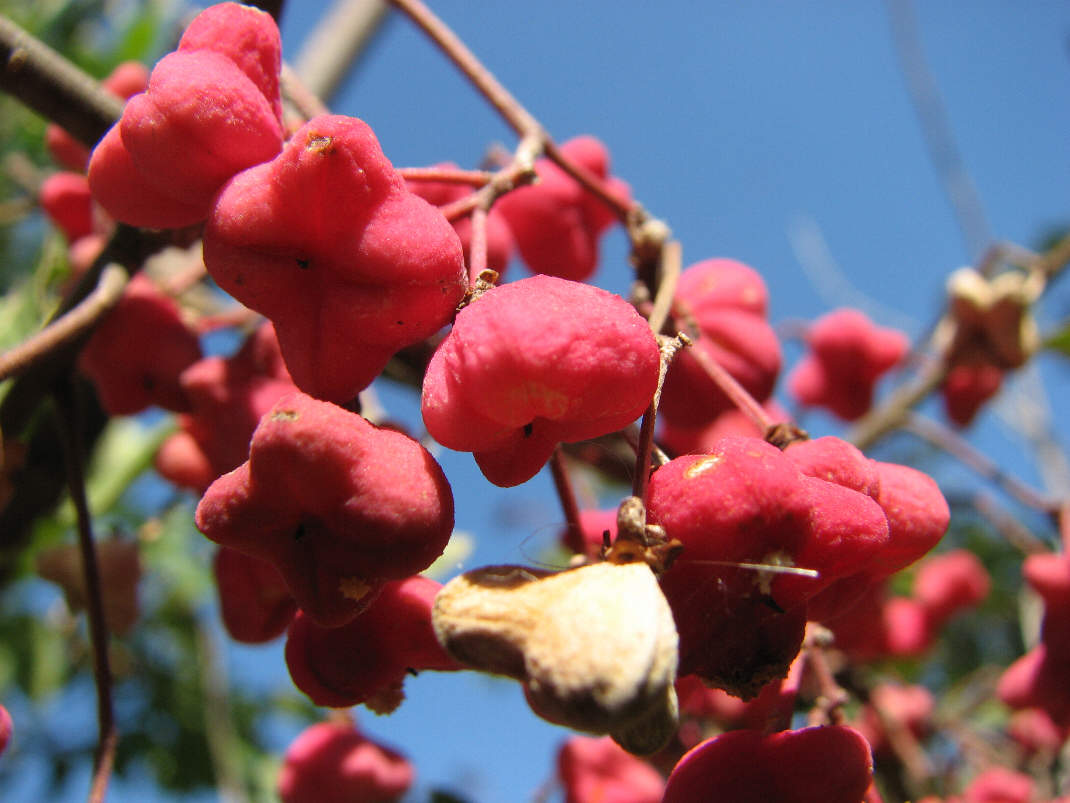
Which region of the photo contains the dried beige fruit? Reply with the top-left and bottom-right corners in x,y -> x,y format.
432,560 -> 679,755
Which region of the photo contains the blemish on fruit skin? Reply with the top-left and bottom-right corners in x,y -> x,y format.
296,257 -> 310,270
685,454 -> 722,479
271,408 -> 300,421
306,134 -> 333,154
339,576 -> 372,601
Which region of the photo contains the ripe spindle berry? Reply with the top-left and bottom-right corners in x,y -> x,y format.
787,308 -> 908,421
495,135 -> 630,281
278,720 -> 413,803
658,259 -> 781,428
203,115 -> 467,403
195,392 -> 454,627
155,322 -> 297,493
78,274 -> 202,416
661,725 -> 874,803
213,547 -> 296,644
88,2 -> 284,228
285,576 -> 459,712
557,736 -> 665,803
406,162 -> 515,279
421,275 -> 659,487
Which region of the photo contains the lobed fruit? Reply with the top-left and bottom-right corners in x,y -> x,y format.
88,2 -> 283,228
278,721 -> 412,803
494,135 -> 630,281
422,275 -> 659,487
195,392 -> 454,627
285,576 -> 458,711
78,274 -> 202,415
787,308 -> 908,421
203,115 -> 467,402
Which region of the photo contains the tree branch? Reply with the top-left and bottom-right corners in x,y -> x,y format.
0,13 -> 122,148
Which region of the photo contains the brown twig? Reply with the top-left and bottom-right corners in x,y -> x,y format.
0,13 -> 123,148
52,381 -> 116,803
885,0 -> 992,260
387,0 -> 541,137
398,166 -> 495,186
686,334 -> 778,435
803,624 -> 849,727
631,334 -> 687,501
280,62 -> 330,120
902,412 -> 1063,517
293,0 -> 389,102
0,264 -> 128,383
549,448 -> 583,555
848,358 -> 947,451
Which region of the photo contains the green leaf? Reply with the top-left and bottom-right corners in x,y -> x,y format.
1044,321 -> 1070,356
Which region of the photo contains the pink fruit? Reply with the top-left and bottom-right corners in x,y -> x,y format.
557,736 -> 664,803
659,259 -> 781,428
406,162 -> 515,278
78,274 -> 202,415
213,547 -> 296,644
46,61 -> 149,171
38,172 -> 95,242
912,549 -> 990,624
960,767 -> 1034,803
155,323 -> 297,492
422,275 -> 659,487
88,3 -> 283,228
495,136 -> 630,281
203,115 -> 467,402
278,721 -> 412,803
787,308 -> 908,421
0,705 -> 10,757
285,576 -> 458,710
942,363 -> 1003,427
662,726 -> 873,803
195,392 -> 454,627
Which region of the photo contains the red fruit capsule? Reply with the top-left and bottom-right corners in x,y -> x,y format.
495,136 -> 630,281
196,392 -> 454,627
213,547 -> 296,644
787,308 -> 908,421
557,736 -> 664,803
662,726 -> 873,803
204,115 -> 467,403
88,3 -> 283,228
78,274 -> 202,415
278,721 -> 412,803
422,275 -> 659,487
284,576 -> 458,710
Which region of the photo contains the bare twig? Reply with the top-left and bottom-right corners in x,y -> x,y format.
52,382 -> 116,803
0,264 -> 128,383
0,13 -> 122,148
902,412 -> 1063,516
885,0 -> 992,260
549,448 -> 583,555
293,0 -> 388,102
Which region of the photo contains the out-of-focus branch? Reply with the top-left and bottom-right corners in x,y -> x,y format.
52,382 -> 116,803
293,0 -> 388,101
0,265 -> 128,384
0,13 -> 122,148
885,0 -> 992,260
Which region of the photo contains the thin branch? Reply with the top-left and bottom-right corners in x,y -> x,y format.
293,0 -> 388,102
631,334 -> 686,500
972,491 -> 1051,556
549,448 -> 583,555
52,382 -> 116,803
398,166 -> 495,186
885,0 -> 992,260
686,335 -> 778,435
387,0 -> 541,137
280,62 -> 329,120
0,264 -> 128,383
0,13 -> 122,148
902,412 -> 1063,516
848,359 -> 947,451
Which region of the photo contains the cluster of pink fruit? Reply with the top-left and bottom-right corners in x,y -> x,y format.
28,1 -> 1044,800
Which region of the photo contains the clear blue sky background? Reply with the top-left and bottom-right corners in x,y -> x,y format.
14,2 -> 1070,801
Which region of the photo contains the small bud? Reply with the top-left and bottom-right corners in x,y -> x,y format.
432,561 -> 679,755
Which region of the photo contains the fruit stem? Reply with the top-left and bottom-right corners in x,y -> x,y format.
53,380 -> 117,803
